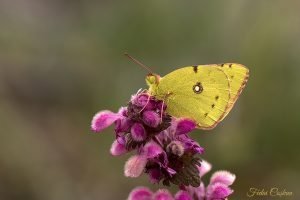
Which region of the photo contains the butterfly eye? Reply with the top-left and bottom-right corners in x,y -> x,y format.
193,82 -> 203,94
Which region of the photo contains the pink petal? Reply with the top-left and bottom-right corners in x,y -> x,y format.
142,141 -> 163,158
174,191 -> 192,200
175,119 -> 196,135
198,160 -> 212,177
210,170 -> 236,186
124,155 -> 147,177
206,182 -> 233,200
131,123 -> 147,142
91,110 -> 121,132
110,139 -> 127,156
128,187 -> 153,200
153,189 -> 174,200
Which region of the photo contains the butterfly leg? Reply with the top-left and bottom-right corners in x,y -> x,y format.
159,91 -> 173,123
160,99 -> 165,123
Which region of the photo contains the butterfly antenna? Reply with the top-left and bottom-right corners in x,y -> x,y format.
124,53 -> 153,74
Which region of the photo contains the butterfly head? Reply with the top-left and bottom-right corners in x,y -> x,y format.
146,74 -> 160,95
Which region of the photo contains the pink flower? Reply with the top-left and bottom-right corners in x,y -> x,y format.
153,189 -> 173,200
91,90 -> 237,200
127,187 -> 153,200
128,187 -> 173,200
124,155 -> 148,178
91,92 -> 204,187
184,160 -> 236,200
127,160 -> 236,200
91,111 -> 121,132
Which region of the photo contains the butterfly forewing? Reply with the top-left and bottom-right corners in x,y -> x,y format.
157,66 -> 231,129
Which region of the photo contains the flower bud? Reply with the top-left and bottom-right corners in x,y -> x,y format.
153,189 -> 173,200
142,111 -> 160,128
131,123 -> 147,142
166,141 -> 185,157
174,191 -> 192,200
131,93 -> 157,110
110,139 -> 127,156
131,93 -> 149,107
128,187 -> 153,200
115,117 -> 132,133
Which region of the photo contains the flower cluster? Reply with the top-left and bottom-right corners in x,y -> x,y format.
91,90 -> 236,199
91,91 -> 204,187
92,91 -> 171,150
128,160 -> 236,200
143,119 -> 204,187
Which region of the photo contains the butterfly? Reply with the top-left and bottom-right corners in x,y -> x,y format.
125,54 -> 249,130
146,64 -> 249,130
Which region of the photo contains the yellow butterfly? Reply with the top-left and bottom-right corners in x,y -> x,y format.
125,54 -> 249,130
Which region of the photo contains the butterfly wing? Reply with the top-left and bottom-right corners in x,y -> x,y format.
156,65 -> 231,130
218,63 -> 249,120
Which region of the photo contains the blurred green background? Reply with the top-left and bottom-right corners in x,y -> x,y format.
0,1 -> 299,199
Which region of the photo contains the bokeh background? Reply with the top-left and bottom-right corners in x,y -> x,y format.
1,1 -> 299,199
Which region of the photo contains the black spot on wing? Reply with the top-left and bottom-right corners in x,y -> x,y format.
193,65 -> 198,73
215,95 -> 219,100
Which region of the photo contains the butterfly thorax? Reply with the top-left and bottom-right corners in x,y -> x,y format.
145,74 -> 164,99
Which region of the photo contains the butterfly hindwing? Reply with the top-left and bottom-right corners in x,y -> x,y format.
217,63 -> 249,120
156,65 -> 231,129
